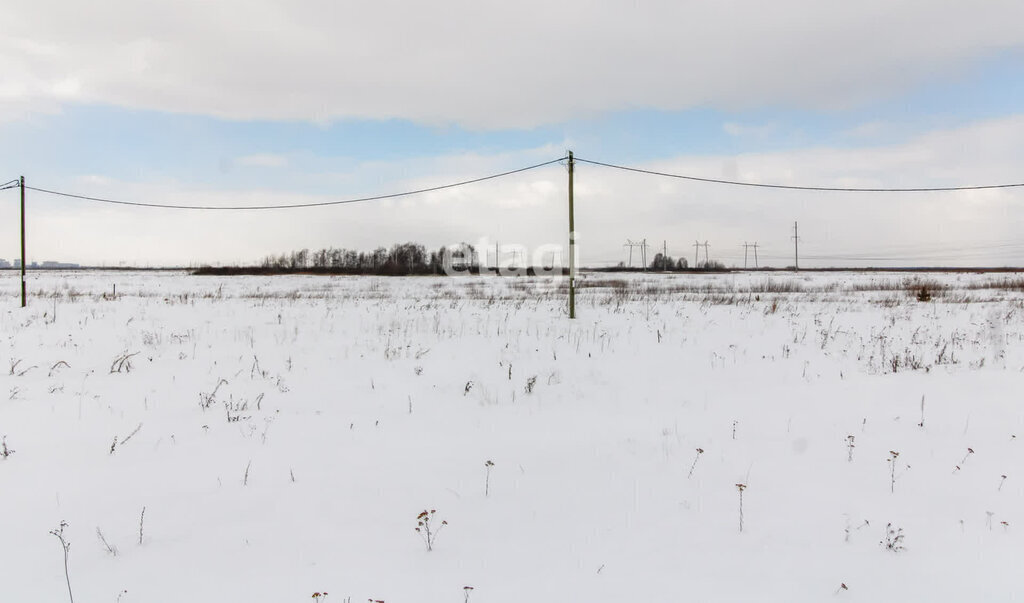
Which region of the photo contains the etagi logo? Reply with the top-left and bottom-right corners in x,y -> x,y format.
439,236 -> 578,280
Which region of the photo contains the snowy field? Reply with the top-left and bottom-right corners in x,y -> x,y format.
2,269 -> 1023,602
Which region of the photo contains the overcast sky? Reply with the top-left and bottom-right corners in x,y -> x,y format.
2,0 -> 1024,268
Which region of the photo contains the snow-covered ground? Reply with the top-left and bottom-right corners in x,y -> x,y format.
2,270 -> 1023,602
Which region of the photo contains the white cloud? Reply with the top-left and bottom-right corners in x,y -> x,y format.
79,174 -> 113,186
235,154 -> 289,168
841,121 -> 891,140
1,1 -> 1022,129
5,116 -> 1024,268
723,122 -> 778,138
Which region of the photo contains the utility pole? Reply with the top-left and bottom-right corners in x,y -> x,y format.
703,241 -> 710,265
641,238 -> 648,270
568,151 -> 576,319
792,222 -> 800,271
694,240 -> 700,268
742,242 -> 760,269
20,176 -> 26,308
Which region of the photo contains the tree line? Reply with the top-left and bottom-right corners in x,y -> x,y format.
194,243 -> 727,276
258,242 -> 477,275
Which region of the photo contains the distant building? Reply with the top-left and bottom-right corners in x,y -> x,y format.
0,258 -> 9,268
40,261 -> 80,269
9,259 -> 80,269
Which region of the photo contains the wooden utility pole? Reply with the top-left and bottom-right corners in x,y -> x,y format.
792,222 -> 800,271
694,240 -> 700,268
568,151 -> 576,319
20,176 -> 26,308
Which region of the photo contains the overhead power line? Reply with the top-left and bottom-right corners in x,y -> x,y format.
575,157 -> 1024,192
6,152 -> 1024,211
18,157 -> 568,210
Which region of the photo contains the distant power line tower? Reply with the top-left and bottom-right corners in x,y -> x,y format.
693,240 -> 710,267
743,242 -> 760,269
622,239 -> 647,268
624,240 -> 638,267
624,239 -> 649,268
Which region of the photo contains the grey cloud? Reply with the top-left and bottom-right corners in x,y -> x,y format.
2,0 -> 1023,128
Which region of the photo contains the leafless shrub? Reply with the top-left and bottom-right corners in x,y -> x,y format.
119,423 -> 143,448
888,451 -> 900,493
736,483 -> 747,532
224,397 -> 250,423
49,361 -> 71,377
96,527 -> 118,557
688,448 -> 704,478
1,436 -> 14,459
109,352 -> 140,374
199,378 -> 229,410
49,521 -> 75,603
9,359 -> 37,376
415,509 -> 447,551
138,506 -> 146,545
880,523 -> 905,552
